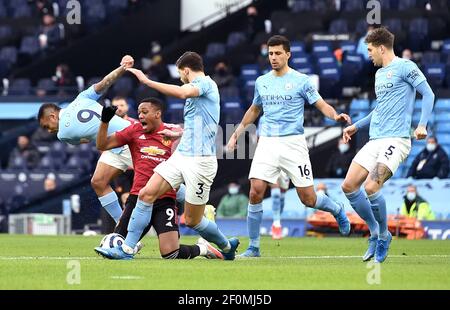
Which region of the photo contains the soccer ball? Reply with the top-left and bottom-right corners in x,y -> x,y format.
99,233 -> 124,249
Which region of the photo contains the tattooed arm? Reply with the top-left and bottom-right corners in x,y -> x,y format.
94,55 -> 134,94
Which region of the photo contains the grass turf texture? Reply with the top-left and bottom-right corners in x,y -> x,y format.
0,235 -> 449,289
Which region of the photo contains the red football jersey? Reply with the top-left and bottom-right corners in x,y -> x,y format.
115,122 -> 177,198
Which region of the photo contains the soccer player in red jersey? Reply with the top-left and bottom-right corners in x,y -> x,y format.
95,97 -> 222,260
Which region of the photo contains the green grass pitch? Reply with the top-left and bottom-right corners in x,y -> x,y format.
0,234 -> 449,290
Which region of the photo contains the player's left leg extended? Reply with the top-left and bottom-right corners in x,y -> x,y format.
91,161 -> 124,223
296,186 -> 350,236
364,163 -> 393,263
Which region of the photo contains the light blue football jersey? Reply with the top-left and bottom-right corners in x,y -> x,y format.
370,57 -> 426,139
253,69 -> 321,137
57,85 -> 130,152
177,76 -> 220,156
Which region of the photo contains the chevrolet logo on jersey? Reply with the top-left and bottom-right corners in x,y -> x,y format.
140,146 -> 166,156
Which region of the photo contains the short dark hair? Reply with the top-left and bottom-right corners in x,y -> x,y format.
139,97 -> 165,114
112,96 -> 128,103
267,35 -> 291,53
37,103 -> 60,120
365,27 -> 394,49
175,51 -> 204,72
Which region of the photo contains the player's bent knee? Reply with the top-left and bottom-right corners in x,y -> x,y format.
137,188 -> 157,203
300,196 -> 316,208
341,181 -> 356,194
90,175 -> 107,192
249,188 -> 264,204
364,182 -> 380,196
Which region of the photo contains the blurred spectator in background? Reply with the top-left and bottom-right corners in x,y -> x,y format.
31,126 -> 58,143
147,54 -> 170,83
401,185 -> 435,220
356,25 -> 375,61
402,48 -> 413,60
216,182 -> 248,218
245,5 -> 265,41
211,61 -> 235,90
35,0 -> 54,17
38,14 -> 63,51
326,138 -> 354,178
111,97 -> 138,123
256,43 -> 269,71
44,174 -> 57,192
8,136 -> 41,170
407,137 -> 449,179
52,63 -> 76,95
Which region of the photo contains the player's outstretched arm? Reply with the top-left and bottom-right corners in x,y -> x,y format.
226,104 -> 261,151
126,68 -> 199,99
315,98 -> 351,124
94,55 -> 134,94
414,80 -> 435,140
96,106 -> 123,151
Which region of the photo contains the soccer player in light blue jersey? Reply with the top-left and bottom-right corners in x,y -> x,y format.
341,27 -> 435,263
98,52 -> 239,260
227,35 -> 352,258
38,55 -> 135,226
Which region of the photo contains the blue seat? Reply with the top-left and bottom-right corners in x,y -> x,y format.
226,32 -> 246,48
0,46 -> 18,66
408,18 -> 429,51
75,143 -> 96,162
85,3 -> 106,27
434,99 -> 450,113
166,99 -> 185,124
316,52 -> 336,68
341,53 -> 364,86
384,18 -> 402,35
19,36 -> 40,56
240,64 -> 260,81
106,0 -> 128,12
290,0 -> 311,12
343,0 -> 364,11
0,26 -> 12,41
413,99 -> 422,112
442,39 -> 450,56
112,76 -> 133,97
312,42 -> 332,56
291,53 -> 311,69
220,86 -> 240,101
9,78 -> 31,96
329,19 -> 348,34
222,100 -> 244,124
12,4 -> 32,18
318,65 -> 340,99
295,64 -> 314,75
340,41 -> 356,54
37,78 -> 57,95
398,0 -> 417,10
0,2 -> 6,18
436,133 -> 450,145
205,43 -> 225,59
48,142 -> 67,161
422,52 -> 441,65
424,63 -> 446,88
436,123 -> 450,134
350,99 -> 370,111
290,41 -> 305,57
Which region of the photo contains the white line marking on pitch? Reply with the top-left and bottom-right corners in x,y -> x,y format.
1,254 -> 449,260
110,276 -> 144,280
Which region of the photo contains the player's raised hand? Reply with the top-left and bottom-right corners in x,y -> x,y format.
414,125 -> 427,140
334,113 -> 352,125
158,129 -> 182,140
126,68 -> 149,83
120,55 -> 134,69
101,105 -> 118,123
225,134 -> 238,152
342,124 -> 357,144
